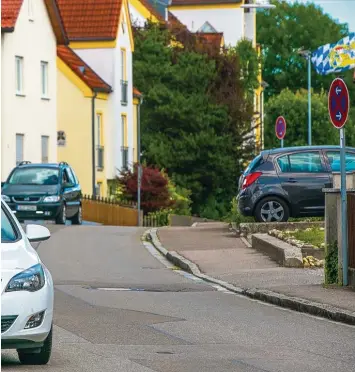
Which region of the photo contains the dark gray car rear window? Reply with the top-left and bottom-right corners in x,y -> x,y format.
245,155 -> 262,174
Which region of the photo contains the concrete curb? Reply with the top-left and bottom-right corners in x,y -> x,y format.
147,228 -> 355,326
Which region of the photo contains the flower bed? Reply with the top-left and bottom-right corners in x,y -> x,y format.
268,228 -> 325,268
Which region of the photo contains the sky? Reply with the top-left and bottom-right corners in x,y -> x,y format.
288,0 -> 355,32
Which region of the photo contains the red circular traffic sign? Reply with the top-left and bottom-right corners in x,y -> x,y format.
328,78 -> 350,129
275,116 -> 286,140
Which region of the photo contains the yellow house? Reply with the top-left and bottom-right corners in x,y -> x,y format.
57,45 -> 112,197
129,0 -> 165,26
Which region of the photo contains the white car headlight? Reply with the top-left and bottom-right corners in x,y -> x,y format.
5,264 -> 45,293
2,195 -> 10,203
43,195 -> 60,203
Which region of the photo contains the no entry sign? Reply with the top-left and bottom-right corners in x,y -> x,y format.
275,116 -> 286,140
328,78 -> 349,129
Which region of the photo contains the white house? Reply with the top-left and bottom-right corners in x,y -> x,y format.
168,0 -> 256,47
57,0 -> 137,186
1,0 -> 67,181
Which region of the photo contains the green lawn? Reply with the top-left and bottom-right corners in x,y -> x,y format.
286,228 -> 325,248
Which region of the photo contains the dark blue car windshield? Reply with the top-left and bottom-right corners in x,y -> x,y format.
8,168 -> 59,186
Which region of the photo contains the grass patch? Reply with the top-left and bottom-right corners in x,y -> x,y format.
287,228 -> 325,248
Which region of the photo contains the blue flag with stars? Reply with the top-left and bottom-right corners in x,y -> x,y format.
311,33 -> 355,75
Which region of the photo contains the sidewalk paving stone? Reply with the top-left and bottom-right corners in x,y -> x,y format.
157,223 -> 355,314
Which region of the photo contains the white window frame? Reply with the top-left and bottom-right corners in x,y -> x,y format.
41,135 -> 49,163
96,113 -> 102,146
15,56 -> 24,95
41,61 -> 49,98
28,0 -> 34,21
16,134 -> 24,166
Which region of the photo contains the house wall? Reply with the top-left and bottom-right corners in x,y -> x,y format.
129,0 -> 160,27
133,99 -> 139,163
1,0 -> 57,180
57,67 -> 109,197
169,6 -> 244,47
72,4 -> 134,183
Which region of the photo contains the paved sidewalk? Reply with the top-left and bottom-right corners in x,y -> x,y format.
158,223 -> 355,313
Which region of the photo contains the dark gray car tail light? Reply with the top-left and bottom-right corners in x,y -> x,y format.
242,172 -> 262,190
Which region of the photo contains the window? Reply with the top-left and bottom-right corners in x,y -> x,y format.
121,14 -> 126,34
1,207 -> 19,243
97,113 -> 102,146
41,136 -> 49,163
9,167 -> 59,185
277,152 -> 324,173
16,134 -> 24,166
41,61 -> 48,98
96,182 -> 102,197
121,115 -> 128,169
327,151 -> 355,172
66,168 -> 76,184
28,0 -> 34,20
69,167 -> 78,184
121,115 -> 128,147
15,56 -> 24,94
121,49 -> 126,81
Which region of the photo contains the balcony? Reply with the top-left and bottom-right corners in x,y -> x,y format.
121,146 -> 129,170
121,80 -> 128,105
96,146 -> 104,170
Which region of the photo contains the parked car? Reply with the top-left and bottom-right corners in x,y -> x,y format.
238,146 -> 355,222
1,161 -> 82,225
1,198 -> 54,365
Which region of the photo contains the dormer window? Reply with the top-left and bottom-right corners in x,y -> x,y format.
28,0 -> 34,21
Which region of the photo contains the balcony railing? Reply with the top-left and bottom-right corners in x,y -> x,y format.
121,80 -> 128,105
97,146 -> 104,170
121,146 -> 129,170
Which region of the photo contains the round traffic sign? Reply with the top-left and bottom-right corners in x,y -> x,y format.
328,78 -> 350,129
275,116 -> 286,140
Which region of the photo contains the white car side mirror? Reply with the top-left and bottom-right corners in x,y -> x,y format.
26,225 -> 51,243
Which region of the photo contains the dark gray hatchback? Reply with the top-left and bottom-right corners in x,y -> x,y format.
238,146 -> 355,222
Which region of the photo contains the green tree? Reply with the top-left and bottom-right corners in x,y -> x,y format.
257,0 -> 355,141
133,23 -> 258,216
264,89 -> 355,149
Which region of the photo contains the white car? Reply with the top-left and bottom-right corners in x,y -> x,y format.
1,199 -> 54,365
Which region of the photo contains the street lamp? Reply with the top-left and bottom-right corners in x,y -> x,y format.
260,81 -> 269,150
298,48 -> 312,146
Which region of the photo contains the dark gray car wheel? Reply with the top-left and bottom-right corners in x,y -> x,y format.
254,197 -> 289,223
55,204 -> 67,225
18,326 -> 53,365
71,205 -> 82,225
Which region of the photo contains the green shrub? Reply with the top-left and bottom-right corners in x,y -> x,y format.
325,241 -> 338,285
224,198 -> 254,226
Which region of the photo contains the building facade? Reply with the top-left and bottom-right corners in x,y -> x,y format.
1,0 -> 67,180
57,0 -> 137,195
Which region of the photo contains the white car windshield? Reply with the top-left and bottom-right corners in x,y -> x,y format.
8,168 -> 59,186
1,206 -> 19,243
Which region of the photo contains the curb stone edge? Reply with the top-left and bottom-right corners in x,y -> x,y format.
146,228 -> 355,327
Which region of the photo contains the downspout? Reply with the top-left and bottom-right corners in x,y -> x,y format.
92,91 -> 98,197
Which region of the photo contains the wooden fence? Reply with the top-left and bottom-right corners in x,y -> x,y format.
82,195 -> 138,226
348,193 -> 355,269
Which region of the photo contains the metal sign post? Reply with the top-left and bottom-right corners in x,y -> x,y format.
328,77 -> 350,286
275,116 -> 286,148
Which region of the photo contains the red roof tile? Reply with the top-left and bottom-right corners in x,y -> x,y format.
171,0 -> 241,5
133,87 -> 142,97
1,0 -> 23,29
57,46 -> 112,92
57,0 -> 123,41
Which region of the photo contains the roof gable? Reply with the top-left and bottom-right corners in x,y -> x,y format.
1,0 -> 68,44
197,21 -> 217,33
57,46 -> 112,92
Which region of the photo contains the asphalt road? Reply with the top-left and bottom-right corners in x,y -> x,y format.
2,224 -> 355,371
